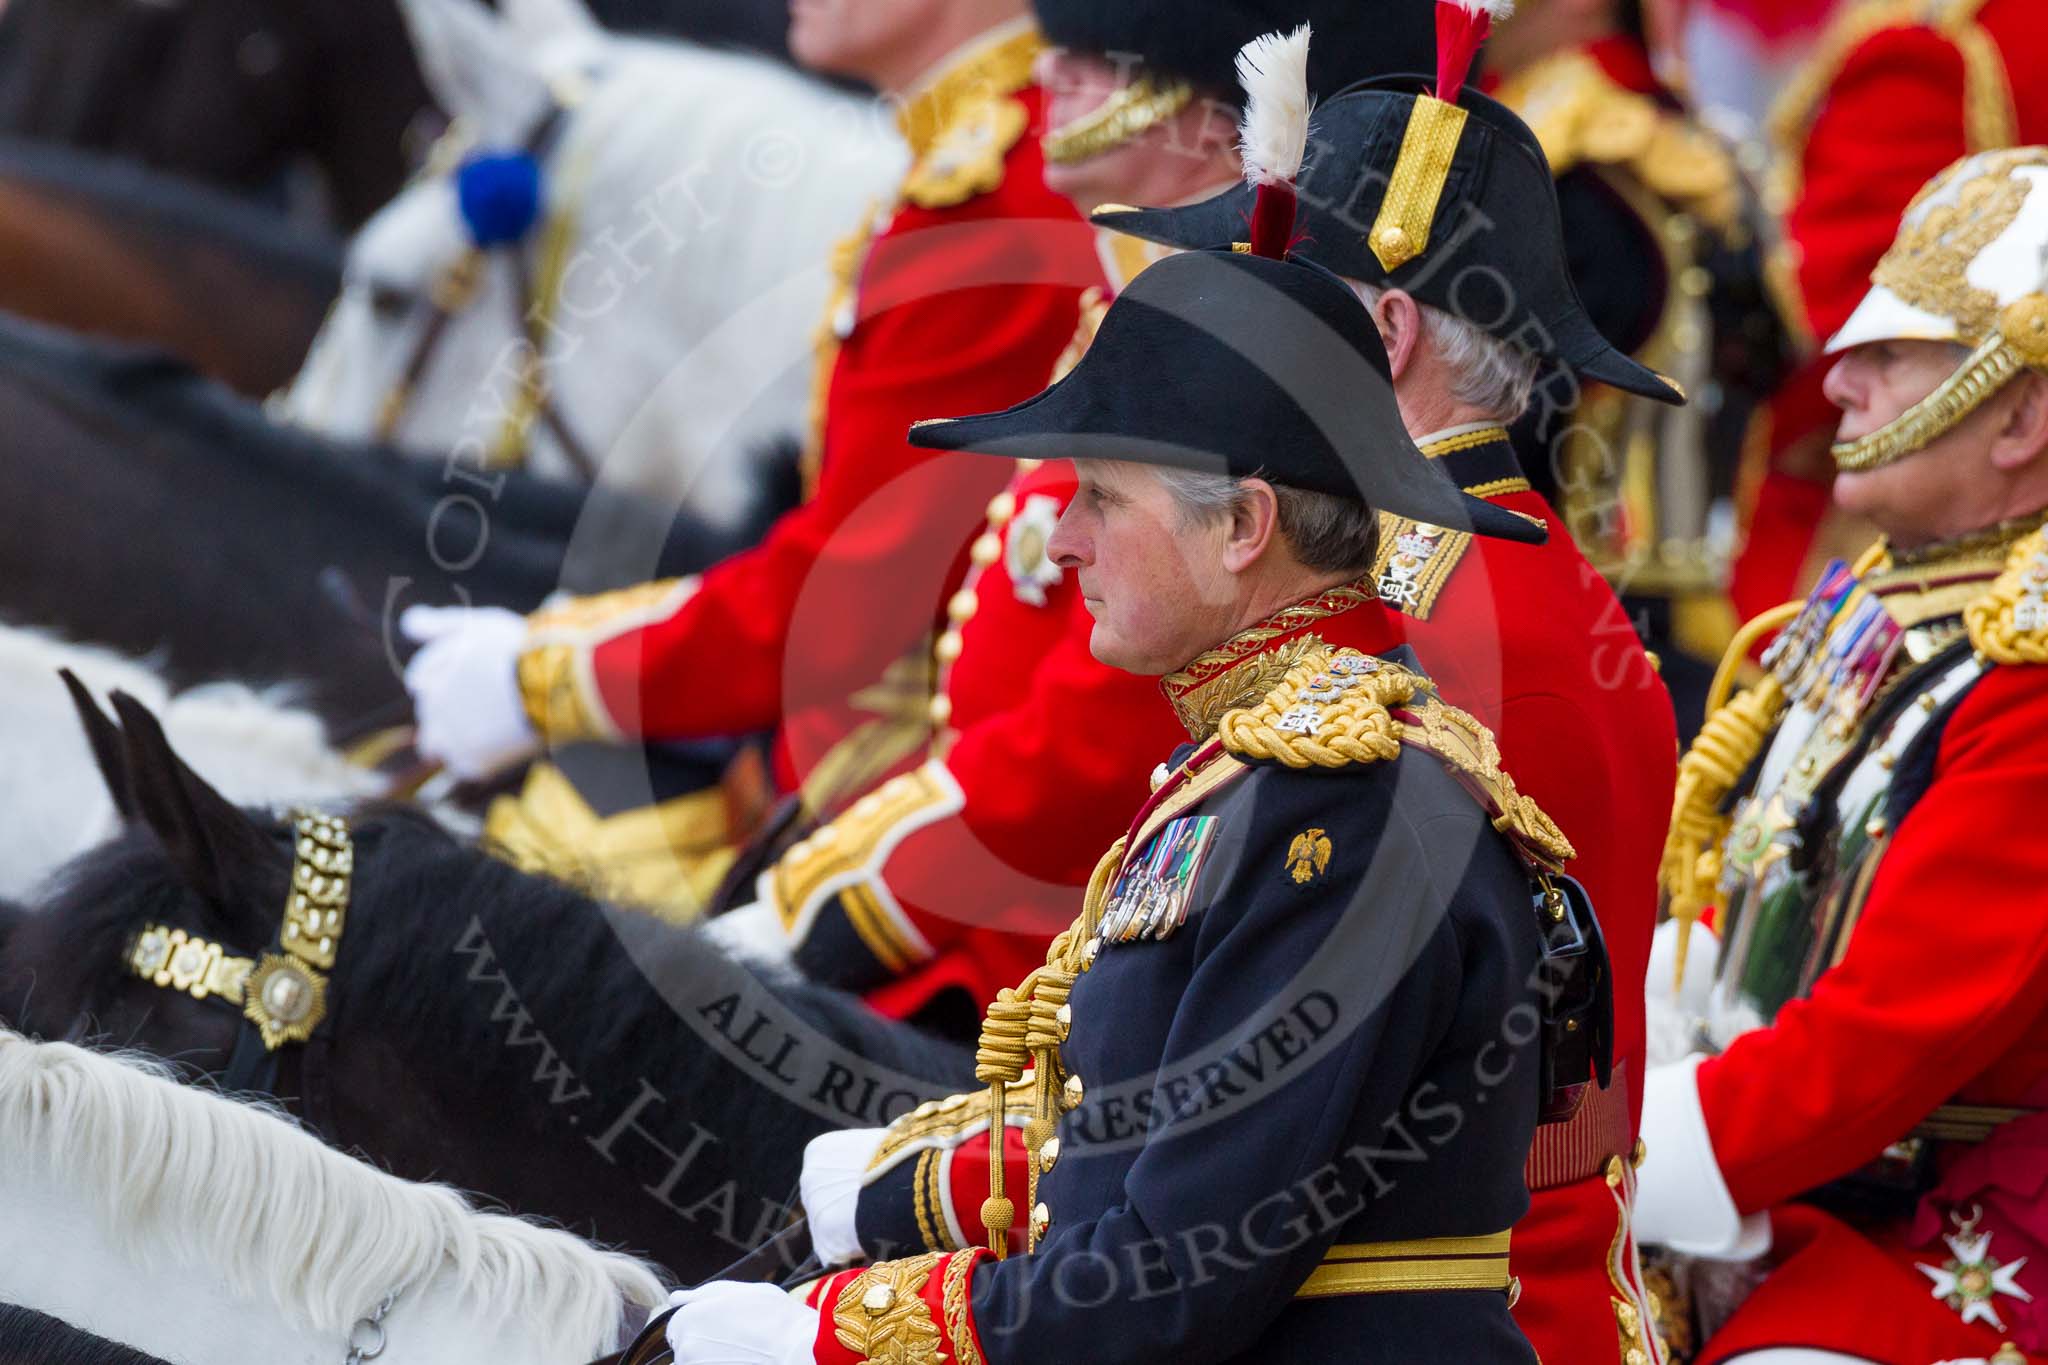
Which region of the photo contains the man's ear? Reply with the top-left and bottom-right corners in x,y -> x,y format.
1371,288 -> 1425,384
1990,371 -> 2048,472
1222,478 -> 1281,574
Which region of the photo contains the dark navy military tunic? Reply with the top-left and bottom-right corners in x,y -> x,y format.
963,723 -> 1547,1365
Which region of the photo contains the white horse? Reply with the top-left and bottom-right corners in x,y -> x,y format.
282,0 -> 904,530
0,627 -> 383,903
0,1028 -> 669,1365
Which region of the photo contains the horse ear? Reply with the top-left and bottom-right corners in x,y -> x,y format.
58,669 -> 135,821
108,691 -> 278,917
500,0 -> 603,52
396,0 -> 554,144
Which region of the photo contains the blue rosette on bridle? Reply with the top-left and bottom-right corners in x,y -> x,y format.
455,151 -> 544,248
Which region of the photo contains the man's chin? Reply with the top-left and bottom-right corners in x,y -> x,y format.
787,10 -> 848,74
1087,627 -> 1169,678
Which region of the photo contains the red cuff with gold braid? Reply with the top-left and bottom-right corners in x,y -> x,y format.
811,1249 -> 991,1365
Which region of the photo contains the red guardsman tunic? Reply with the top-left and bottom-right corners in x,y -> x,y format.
513,23 -> 1102,804
1370,424 -> 1678,1365
1652,529 -> 2048,1364
753,231 -> 1187,1023
1730,0 -> 2048,619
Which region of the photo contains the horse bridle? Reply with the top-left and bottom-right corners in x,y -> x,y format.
122,809 -> 353,1102
373,97 -> 600,481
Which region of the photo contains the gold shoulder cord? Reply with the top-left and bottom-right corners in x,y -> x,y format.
974,839 -> 1121,1257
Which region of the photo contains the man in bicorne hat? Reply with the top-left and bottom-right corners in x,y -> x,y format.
656,148 -> 1592,1365
780,15 -> 1681,1358
1642,146 -> 2048,1365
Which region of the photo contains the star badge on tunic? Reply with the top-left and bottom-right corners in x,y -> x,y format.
1005,494 -> 1065,606
1917,1229 -> 2033,1331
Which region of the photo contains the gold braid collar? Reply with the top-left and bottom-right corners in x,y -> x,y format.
1219,647 -> 1575,866
897,24 -> 1041,210
1158,580 -> 1379,739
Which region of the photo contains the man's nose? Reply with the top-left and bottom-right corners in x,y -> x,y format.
1822,354 -> 1864,413
1048,507 -> 1089,568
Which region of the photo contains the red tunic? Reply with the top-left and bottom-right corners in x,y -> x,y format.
516,28 -> 1102,800
1373,425 -> 1678,1365
1694,658 -> 2048,1361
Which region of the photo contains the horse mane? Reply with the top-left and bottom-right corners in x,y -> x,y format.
0,1304 -> 173,1365
0,1027 -> 668,1354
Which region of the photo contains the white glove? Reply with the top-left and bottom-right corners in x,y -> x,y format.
664,1281 -> 818,1365
401,604 -> 540,780
1646,917 -> 1721,1017
1643,918 -> 1721,1069
1635,1055 -> 1770,1260
703,902 -> 797,970
801,1127 -> 889,1268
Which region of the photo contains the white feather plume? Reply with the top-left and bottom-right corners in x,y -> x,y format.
1441,0 -> 1517,20
1236,24 -> 1314,189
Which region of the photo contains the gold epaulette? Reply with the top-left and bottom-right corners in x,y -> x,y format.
1217,648 -> 1576,866
1966,527 -> 2048,664
1218,648 -> 1414,770
1767,0 -> 2015,212
1493,48 -> 1741,234
1398,692 -> 1579,868
897,27 -> 1040,210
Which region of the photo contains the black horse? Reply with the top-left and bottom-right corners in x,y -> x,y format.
0,313 -> 787,746
0,136 -> 343,396
0,686 -> 973,1282
0,1306 -> 173,1365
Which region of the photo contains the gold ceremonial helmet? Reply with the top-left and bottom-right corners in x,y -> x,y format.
1828,146 -> 2048,472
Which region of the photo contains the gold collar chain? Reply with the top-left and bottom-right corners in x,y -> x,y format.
1884,506 -> 2048,570
125,811 -> 354,1051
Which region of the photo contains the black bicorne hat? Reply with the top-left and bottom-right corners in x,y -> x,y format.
1093,76 -> 1686,404
908,247 -> 1546,546
1029,0 -> 1436,99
